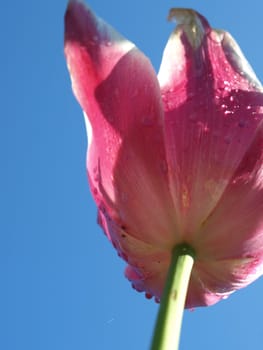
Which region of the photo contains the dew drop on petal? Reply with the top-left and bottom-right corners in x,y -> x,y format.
106,114 -> 115,123
213,130 -> 220,138
131,89 -> 139,98
145,292 -> 153,299
141,115 -> 154,126
160,159 -> 168,174
189,113 -> 198,122
120,192 -> 128,203
224,135 -> 232,144
224,110 -> 233,116
238,120 -> 246,128
113,88 -> 119,97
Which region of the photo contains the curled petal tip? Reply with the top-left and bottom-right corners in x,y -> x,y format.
168,8 -> 198,22
66,0 -> 84,10
221,31 -> 263,90
168,8 -> 207,49
67,0 -> 84,4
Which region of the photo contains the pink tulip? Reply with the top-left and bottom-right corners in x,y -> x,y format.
64,0 -> 263,308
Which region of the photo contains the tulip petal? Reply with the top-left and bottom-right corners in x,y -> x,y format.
197,126 -> 263,281
158,9 -> 263,306
64,1 -> 177,247
158,8 -> 263,242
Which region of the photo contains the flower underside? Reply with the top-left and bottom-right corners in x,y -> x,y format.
64,1 -> 263,308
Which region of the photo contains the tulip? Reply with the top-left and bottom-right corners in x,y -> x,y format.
64,1 -> 263,349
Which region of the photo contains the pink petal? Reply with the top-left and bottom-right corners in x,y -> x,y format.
64,1 -> 176,246
158,9 -> 263,306
159,8 -> 263,238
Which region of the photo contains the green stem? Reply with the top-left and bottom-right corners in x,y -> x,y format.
150,243 -> 195,350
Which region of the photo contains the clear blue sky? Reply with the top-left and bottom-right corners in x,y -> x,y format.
2,0 -> 263,349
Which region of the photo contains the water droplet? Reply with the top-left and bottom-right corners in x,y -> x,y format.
181,185 -> 190,208
160,159 -> 168,174
246,105 -> 252,110
120,192 -> 128,203
107,114 -> 114,123
113,88 -> 119,97
161,93 -> 168,103
118,250 -> 128,261
166,100 -> 175,110
142,115 -> 153,126
224,136 -> 231,144
238,120 -> 246,128
132,284 -> 143,292
189,113 -> 197,122
106,146 -> 113,154
145,293 -> 153,299
229,95 -> 234,102
224,110 -> 233,116
89,35 -> 99,45
105,40 -> 112,47
187,92 -> 195,99
93,166 -> 100,182
131,89 -> 139,98
213,130 -> 220,138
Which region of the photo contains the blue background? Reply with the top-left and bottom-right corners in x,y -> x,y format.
2,0 -> 263,349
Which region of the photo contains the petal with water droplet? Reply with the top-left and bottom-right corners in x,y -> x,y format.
158,8 -> 263,239
64,1 -> 176,246
158,8 -> 263,306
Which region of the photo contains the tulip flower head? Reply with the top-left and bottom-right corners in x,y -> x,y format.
64,0 -> 263,309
